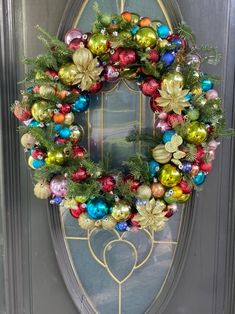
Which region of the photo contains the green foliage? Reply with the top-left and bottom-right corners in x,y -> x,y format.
177,22 -> 196,45
67,179 -> 101,199
34,164 -> 63,182
123,154 -> 150,184
185,143 -> 197,162
193,45 -> 221,65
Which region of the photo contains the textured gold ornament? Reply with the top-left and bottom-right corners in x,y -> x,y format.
102,215 -> 117,230
21,133 -> 36,149
58,63 -> 79,86
87,33 -> 109,55
135,27 -> 157,48
162,71 -> 184,88
152,144 -> 172,164
136,198 -> 167,231
39,85 -> 55,98
63,198 -> 77,209
157,80 -> 190,114
185,121 -> 207,144
31,101 -> 54,122
136,185 -> 152,200
78,213 -> 95,230
111,202 -> 131,222
34,181 -> 52,199
159,164 -> 182,187
64,112 -> 75,125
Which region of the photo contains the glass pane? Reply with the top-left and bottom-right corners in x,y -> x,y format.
60,0 -> 182,313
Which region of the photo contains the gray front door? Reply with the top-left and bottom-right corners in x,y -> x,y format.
0,0 -> 235,314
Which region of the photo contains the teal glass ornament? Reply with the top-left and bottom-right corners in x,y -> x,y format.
72,95 -> 90,112
131,25 -> 139,35
184,92 -> 192,101
32,158 -> 45,169
201,79 -> 213,92
193,171 -> 206,185
54,123 -> 63,132
27,86 -> 33,93
162,130 -> 175,143
59,127 -> 71,139
149,160 -> 160,177
86,197 -> 109,220
29,120 -> 40,128
157,24 -> 170,38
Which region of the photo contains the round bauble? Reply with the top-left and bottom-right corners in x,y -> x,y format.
45,150 -> 66,165
157,24 -> 170,38
179,180 -> 193,193
31,101 -> 54,122
159,164 -> 182,187
70,203 -> 86,218
140,77 -> 160,97
104,65 -> 120,81
139,17 -> 152,27
72,95 -> 90,112
78,213 -> 95,230
53,113 -> 65,124
116,221 -> 128,232
102,216 -> 116,230
71,167 -> 88,182
86,197 -> 109,220
34,181 -> 52,199
58,63 -> 78,85
21,133 -> 36,149
39,85 -> 55,98
72,145 -> 86,158
64,112 -> 75,125
177,193 -> 191,203
99,175 -> 116,192
135,27 -> 157,48
149,160 -> 160,177
111,202 -> 131,222
151,182 -> 165,198
14,103 -> 31,121
119,49 -> 137,67
161,51 -> 175,66
136,185 -> 152,200
185,121 -> 207,144
87,33 -> 109,55
193,171 -> 206,186
152,144 -> 172,164
50,175 -> 67,197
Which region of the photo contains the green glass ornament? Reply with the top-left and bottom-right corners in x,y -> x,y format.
185,121 -> 207,144
135,27 -> 157,48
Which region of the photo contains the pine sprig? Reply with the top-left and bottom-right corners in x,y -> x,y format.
193,45 -> 221,65
34,164 -> 63,182
123,154 -> 150,183
67,179 -> 101,199
177,22 -> 196,45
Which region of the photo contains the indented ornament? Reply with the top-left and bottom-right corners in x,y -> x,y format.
159,164 -> 182,187
152,144 -> 172,164
111,202 -> 131,222
34,181 -> 51,199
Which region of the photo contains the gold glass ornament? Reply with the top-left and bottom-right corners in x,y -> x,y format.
152,144 -> 172,164
168,186 -> 183,199
101,216 -> 116,230
21,133 -> 36,149
185,121 -> 207,144
34,181 -> 52,199
119,30 -> 132,41
31,101 -> 54,122
111,202 -> 131,222
191,85 -> 202,96
75,195 -> 88,203
162,71 -> 184,88
58,63 -> 78,86
136,198 -> 167,231
135,27 -> 157,48
45,150 -> 66,165
136,185 -> 152,200
157,39 -> 169,49
87,33 -> 109,55
78,213 -> 95,230
178,193 -> 191,203
151,182 -> 165,198
70,125 -> 83,142
39,85 -> 55,98
159,164 -> 182,187
64,112 -> 75,125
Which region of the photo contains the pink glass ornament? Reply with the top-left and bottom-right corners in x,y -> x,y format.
208,140 -> 220,151
64,28 -> 83,45
158,112 -> 168,120
50,175 -> 67,197
206,89 -> 219,100
156,120 -> 171,132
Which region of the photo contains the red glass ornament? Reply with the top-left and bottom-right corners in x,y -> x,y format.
110,47 -> 124,63
45,69 -> 58,79
131,214 -> 140,227
72,145 -> 86,158
68,38 -> 84,50
99,175 -> 116,192
196,146 -> 206,161
124,175 -> 140,192
71,167 -> 88,182
150,95 -> 162,112
179,180 -> 193,193
59,103 -> 72,114
55,137 -> 67,144
148,49 -> 160,62
71,87 -> 81,95
140,77 -> 160,97
167,113 -> 184,126
119,49 -> 137,67
200,161 -> 212,172
70,203 -> 86,218
14,105 -> 31,121
31,147 -> 45,160
164,209 -> 174,218
89,81 -> 103,94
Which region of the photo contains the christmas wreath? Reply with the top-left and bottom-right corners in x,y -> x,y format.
12,5 -> 233,233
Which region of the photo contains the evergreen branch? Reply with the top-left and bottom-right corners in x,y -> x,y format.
193,45 -> 221,65
177,22 -> 196,45
67,179 -> 101,199
123,154 -> 150,183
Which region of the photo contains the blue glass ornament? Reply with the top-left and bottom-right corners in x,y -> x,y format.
161,52 -> 175,66
27,86 -> 33,93
179,161 -> 192,173
29,120 -> 40,128
53,196 -> 63,205
201,79 -> 213,92
149,160 -> 160,177
86,197 -> 109,220
59,127 -> 71,139
32,158 -> 45,169
157,24 -> 170,38
115,221 -> 128,232
54,123 -> 63,132
72,95 -> 90,113
184,93 -> 192,101
135,198 -> 147,206
170,37 -> 183,51
193,171 -> 206,186
131,25 -> 139,35
162,130 -> 176,143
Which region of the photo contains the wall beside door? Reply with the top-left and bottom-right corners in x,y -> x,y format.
0,0 -> 235,314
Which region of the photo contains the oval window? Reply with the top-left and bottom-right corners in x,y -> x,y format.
50,1 -> 193,313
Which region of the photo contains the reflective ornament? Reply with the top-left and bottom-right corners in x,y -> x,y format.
191,85 -> 202,96
111,202 -> 131,222
149,160 -> 160,177
179,161 -> 192,173
151,182 -> 165,198
104,65 -> 120,81
78,213 -> 95,230
165,203 -> 178,218
206,89 -> 218,100
179,180 -> 193,193
28,156 -> 44,169
140,77 -> 160,97
45,150 -> 66,165
201,79 -> 213,92
162,71 -> 184,88
157,24 -> 170,38
193,171 -> 206,186
147,49 -> 160,62
119,49 -> 137,67
71,167 -> 88,182
31,101 -> 54,122
186,54 -> 201,70
118,30 -> 132,41
72,145 -> 86,158
59,127 -> 71,139
31,147 -> 45,160
135,27 -> 157,48
185,121 -> 207,144
58,63 -> 78,85
70,125 -> 83,142
168,186 -> 183,199
99,175 -> 116,192
72,95 -> 90,112
70,203 -> 86,219
39,85 -> 55,98
64,112 -> 75,125
167,113 -> 184,126
86,198 -> 109,220
164,194 -> 176,204
136,185 -> 152,200
89,81 -> 103,94
162,130 -> 176,143
34,181 -> 51,199
21,133 -> 36,149
191,164 -> 200,176
139,17 -> 152,27
159,164 -> 182,187
115,221 -> 128,232
161,52 -> 175,66
178,193 -> 191,202
64,28 -> 83,45
150,97 -> 162,112
152,144 -> 172,164
131,13 -> 140,24
102,216 -> 116,230
53,113 -> 65,124
87,33 -> 109,55
121,11 -> 132,22
157,39 -> 169,49
200,161 -> 212,172
50,175 -> 67,197
59,103 -> 71,114
13,102 -> 31,121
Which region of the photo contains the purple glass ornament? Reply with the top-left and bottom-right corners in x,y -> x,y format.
50,175 -> 67,197
206,89 -> 219,100
64,28 -> 83,45
103,65 -> 120,82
